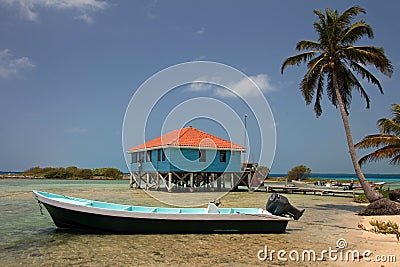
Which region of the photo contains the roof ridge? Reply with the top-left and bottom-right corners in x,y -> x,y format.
169,127 -> 190,145
194,127 -> 242,147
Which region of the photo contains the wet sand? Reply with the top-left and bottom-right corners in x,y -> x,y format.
1,180 -> 399,266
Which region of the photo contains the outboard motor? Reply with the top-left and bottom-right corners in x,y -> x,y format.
266,193 -> 305,220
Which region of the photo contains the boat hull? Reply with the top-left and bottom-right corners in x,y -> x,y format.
34,191 -> 289,234
42,203 -> 288,234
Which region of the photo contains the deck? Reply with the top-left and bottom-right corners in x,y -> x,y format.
262,184 -> 363,197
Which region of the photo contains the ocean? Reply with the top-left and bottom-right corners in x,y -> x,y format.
269,173 -> 400,183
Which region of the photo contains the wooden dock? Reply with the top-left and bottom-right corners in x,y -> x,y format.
262,184 -> 363,198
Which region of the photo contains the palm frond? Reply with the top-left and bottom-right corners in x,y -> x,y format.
390,153 -> 400,165
341,63 -> 371,108
300,66 -> 319,105
314,74 -> 324,116
326,72 -> 337,108
336,65 -> 354,114
300,55 -> 326,108
348,61 -> 383,94
345,46 -> 393,77
281,51 -> 319,73
355,134 -> 400,149
337,6 -> 366,27
313,9 -> 326,25
341,20 -> 374,44
296,40 -> 323,51
389,104 -> 400,124
358,145 -> 400,165
377,119 -> 400,136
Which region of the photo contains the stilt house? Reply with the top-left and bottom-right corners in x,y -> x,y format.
127,126 -> 246,192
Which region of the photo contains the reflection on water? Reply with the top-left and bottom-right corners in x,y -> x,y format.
0,179 -> 363,266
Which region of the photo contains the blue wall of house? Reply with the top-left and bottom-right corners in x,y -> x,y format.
129,148 -> 242,173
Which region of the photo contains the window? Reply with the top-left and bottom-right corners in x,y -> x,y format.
157,149 -> 166,161
146,151 -> 152,162
132,152 -> 137,163
199,149 -> 206,162
139,151 -> 144,162
220,150 -> 226,162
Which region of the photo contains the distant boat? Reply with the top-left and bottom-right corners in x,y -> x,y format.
292,180 -> 317,188
33,191 -> 290,234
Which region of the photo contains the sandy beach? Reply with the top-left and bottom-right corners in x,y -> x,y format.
1,179 -> 399,266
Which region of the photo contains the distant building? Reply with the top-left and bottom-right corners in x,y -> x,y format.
127,126 -> 246,192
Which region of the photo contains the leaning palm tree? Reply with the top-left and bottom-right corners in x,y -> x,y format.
356,104 -> 400,165
281,6 -> 393,202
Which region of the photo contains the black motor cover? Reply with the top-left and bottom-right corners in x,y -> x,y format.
266,193 -> 304,220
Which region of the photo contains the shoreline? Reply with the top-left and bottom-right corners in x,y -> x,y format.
0,174 -> 131,180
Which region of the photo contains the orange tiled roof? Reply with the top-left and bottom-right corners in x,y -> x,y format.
128,127 -> 245,152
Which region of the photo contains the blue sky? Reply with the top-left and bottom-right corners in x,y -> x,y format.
1,0 -> 399,174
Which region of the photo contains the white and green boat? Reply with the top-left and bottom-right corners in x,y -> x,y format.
33,191 -> 291,234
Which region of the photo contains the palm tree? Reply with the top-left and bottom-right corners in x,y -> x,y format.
356,104 -> 400,165
281,6 -> 393,202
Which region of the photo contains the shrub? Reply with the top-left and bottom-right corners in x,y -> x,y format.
93,168 -> 122,179
287,165 -> 311,181
23,166 -> 93,179
75,169 -> 93,179
43,168 -> 72,179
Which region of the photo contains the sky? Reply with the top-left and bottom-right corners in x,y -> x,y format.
1,0 -> 399,174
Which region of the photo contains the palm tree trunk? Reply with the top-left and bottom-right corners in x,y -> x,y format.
332,71 -> 383,202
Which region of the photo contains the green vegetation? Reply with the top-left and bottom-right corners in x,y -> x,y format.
92,168 -> 122,179
354,185 -> 391,203
287,165 -> 311,181
281,6 -> 393,203
358,220 -> 400,241
22,166 -> 122,179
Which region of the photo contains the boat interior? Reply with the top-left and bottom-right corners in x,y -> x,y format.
36,191 -> 264,215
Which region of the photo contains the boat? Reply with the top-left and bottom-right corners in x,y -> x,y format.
33,191 -> 291,234
292,180 -> 316,188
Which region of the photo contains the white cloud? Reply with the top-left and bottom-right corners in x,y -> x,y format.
0,49 -> 35,78
187,75 -> 223,92
0,0 -> 108,23
237,74 -> 275,94
187,74 -> 276,98
196,27 -> 205,35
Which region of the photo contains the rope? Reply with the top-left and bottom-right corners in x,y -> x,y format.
37,200 -> 44,215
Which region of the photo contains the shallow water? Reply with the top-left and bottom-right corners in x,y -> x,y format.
0,179 -> 365,266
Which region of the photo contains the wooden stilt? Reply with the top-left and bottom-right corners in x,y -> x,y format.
137,173 -> 142,189
217,173 -> 221,191
211,173 -> 215,191
146,173 -> 150,190
156,173 -> 160,190
168,172 -> 172,192
190,173 -> 194,192
247,173 -> 252,192
129,173 -> 134,188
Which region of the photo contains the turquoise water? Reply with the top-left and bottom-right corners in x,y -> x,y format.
269,173 -> 400,183
0,179 -> 364,266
